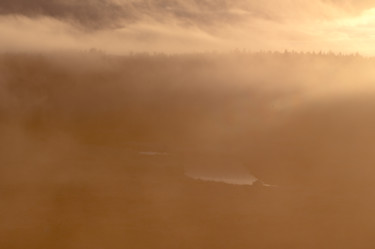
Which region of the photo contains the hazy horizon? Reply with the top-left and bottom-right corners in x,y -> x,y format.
2,1 -> 375,249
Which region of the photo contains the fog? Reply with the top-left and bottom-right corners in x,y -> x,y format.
1,51 -> 375,248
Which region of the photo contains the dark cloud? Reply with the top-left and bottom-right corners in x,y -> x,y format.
0,0 -> 372,30
0,0 -> 128,29
0,0 -> 306,30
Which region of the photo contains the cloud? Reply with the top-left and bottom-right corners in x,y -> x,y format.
0,0 -> 127,29
0,0 -> 374,54
0,0 -> 351,29
0,15 -> 225,53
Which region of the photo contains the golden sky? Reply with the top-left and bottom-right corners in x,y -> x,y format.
1,0 -> 375,54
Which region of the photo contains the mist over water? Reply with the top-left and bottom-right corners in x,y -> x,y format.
2,51 -> 375,248
184,160 -> 259,186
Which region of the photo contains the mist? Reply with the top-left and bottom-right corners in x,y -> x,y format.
3,0 -> 375,248
2,51 -> 375,248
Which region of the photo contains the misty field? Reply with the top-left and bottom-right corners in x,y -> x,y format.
1,52 -> 375,249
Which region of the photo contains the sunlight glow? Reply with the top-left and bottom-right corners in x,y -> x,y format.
337,8 -> 375,27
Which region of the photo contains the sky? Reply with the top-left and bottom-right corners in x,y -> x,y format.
1,0 -> 375,54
